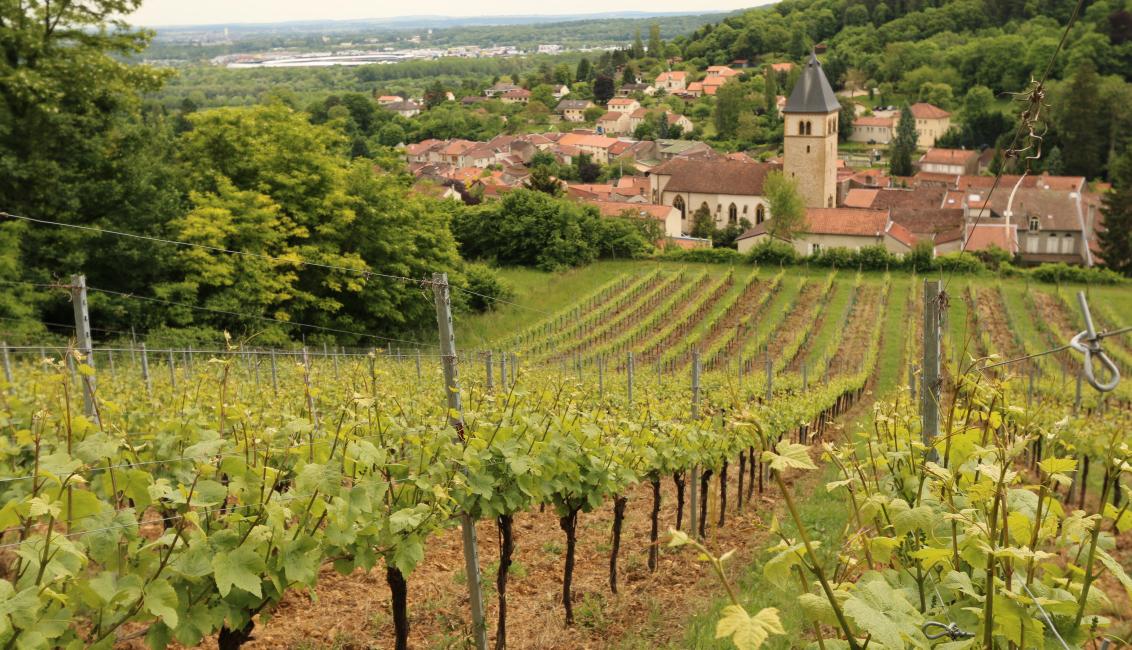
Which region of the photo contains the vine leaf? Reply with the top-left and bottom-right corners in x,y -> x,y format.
841,576 -> 925,649
212,547 -> 265,598
143,579 -> 180,629
715,605 -> 784,650
1096,547 -> 1132,602
762,442 -> 817,473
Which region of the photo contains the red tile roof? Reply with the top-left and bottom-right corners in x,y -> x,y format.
609,98 -> 638,106
920,148 -> 977,165
964,224 -> 1018,253
885,221 -> 917,247
909,102 -> 950,119
844,188 -> 879,208
853,116 -> 894,128
655,71 -> 687,81
558,133 -> 619,149
652,159 -> 778,196
803,208 -> 890,236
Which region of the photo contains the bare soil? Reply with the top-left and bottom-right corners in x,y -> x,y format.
163,460 -> 808,650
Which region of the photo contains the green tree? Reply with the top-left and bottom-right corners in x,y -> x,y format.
889,104 -> 918,177
621,64 -> 638,86
524,165 -> 563,196
594,75 -> 616,104
763,171 -> 806,239
1043,146 -> 1064,175
574,153 -> 602,183
648,24 -> 664,56
714,82 -> 747,138
764,69 -> 779,116
576,58 -> 593,82
632,28 -> 645,58
378,123 -> 407,147
918,82 -> 954,109
690,204 -> 715,239
1098,149 -> 1132,275
1053,63 -> 1106,179
423,80 -> 448,109
838,97 -> 856,142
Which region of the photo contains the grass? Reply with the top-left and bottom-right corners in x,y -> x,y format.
799,273 -> 855,371
874,274 -> 912,394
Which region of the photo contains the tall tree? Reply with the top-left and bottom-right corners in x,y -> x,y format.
1053,63 -> 1106,179
763,171 -> 806,239
1098,149 -> 1132,275
648,24 -> 664,56
838,97 -> 856,142
632,28 -> 645,58
764,69 -> 779,116
593,75 -> 616,105
714,82 -> 747,138
524,165 -> 563,196
889,104 -> 918,177
576,58 -> 593,82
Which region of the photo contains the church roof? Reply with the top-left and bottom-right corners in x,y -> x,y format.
652,159 -> 779,196
784,53 -> 840,114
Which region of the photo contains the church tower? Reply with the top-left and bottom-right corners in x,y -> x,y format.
783,53 -> 841,209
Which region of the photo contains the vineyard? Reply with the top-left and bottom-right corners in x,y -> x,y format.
1,261 -> 1131,650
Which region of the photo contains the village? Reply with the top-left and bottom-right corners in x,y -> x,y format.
384,55 -> 1104,267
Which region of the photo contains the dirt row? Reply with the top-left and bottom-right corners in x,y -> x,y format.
703,278 -> 779,372
165,459 -> 823,650
637,274 -> 735,365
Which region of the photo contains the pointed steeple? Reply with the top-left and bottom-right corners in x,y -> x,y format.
783,52 -> 840,114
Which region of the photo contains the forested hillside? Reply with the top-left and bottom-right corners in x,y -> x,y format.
672,0 -> 1132,178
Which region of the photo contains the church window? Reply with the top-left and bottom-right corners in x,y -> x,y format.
1029,217 -> 1039,231
798,121 -> 806,135
806,145 -> 811,153
673,195 -> 685,219
728,203 -> 738,224
756,205 -> 765,224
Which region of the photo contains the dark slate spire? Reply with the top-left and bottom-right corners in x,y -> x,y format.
783,52 -> 840,114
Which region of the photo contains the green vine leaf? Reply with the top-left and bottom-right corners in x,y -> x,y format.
762,442 -> 816,473
715,605 -> 784,650
212,547 -> 265,598
143,579 -> 180,629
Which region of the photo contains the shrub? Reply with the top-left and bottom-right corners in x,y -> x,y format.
1027,262 -> 1124,285
854,244 -> 900,271
459,262 -> 515,312
934,252 -> 985,274
746,239 -> 798,265
664,247 -> 745,264
809,246 -> 856,268
905,241 -> 935,273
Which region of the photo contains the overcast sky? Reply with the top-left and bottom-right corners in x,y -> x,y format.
128,1 -> 755,26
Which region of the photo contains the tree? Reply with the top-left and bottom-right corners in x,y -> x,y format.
918,82 -> 954,110
838,97 -> 856,142
763,171 -> 806,239
524,165 -> 563,196
594,75 -> 616,105
634,119 -> 658,141
648,24 -> 664,56
377,123 -> 406,147
423,80 -> 448,109
690,204 -> 715,239
632,28 -> 645,58
1098,149 -> 1132,275
576,58 -> 593,82
1053,63 -> 1106,179
1043,146 -> 1064,175
621,64 -> 638,86
714,82 -> 747,138
889,104 -> 918,177
764,70 -> 779,116
574,153 -> 602,183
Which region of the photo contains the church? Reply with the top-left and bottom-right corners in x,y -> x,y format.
647,52 -> 841,238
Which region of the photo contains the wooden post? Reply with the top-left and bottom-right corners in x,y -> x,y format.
627,351 -> 634,405
432,273 -> 488,650
922,280 -> 942,461
140,343 -> 152,397
690,350 -> 701,540
765,348 -> 772,402
1,341 -> 11,388
270,349 -> 278,396
485,350 -> 494,393
70,274 -> 98,422
167,349 -> 177,390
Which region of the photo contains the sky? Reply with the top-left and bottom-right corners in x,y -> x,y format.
128,1 -> 756,26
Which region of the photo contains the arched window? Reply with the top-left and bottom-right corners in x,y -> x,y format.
728,203 -> 738,224
756,204 -> 765,224
673,195 -> 685,219
798,121 -> 806,135
805,121 -> 812,135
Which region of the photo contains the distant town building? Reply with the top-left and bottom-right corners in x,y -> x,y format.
556,99 -> 595,122
500,88 -> 531,104
654,71 -> 687,92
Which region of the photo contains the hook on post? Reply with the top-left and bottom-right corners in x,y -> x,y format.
1069,291 -> 1121,392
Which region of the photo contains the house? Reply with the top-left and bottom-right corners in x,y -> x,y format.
655,139 -> 713,161
628,108 -> 651,134
908,103 -> 951,148
439,140 -> 476,165
848,103 -> 950,148
666,112 -> 694,134
849,116 -> 894,144
588,200 -> 682,238
552,84 -> 571,99
385,101 -> 420,118
557,132 -> 619,164
500,88 -> 531,104
736,208 -> 916,256
684,81 -> 704,98
705,65 -> 741,78
596,111 -> 630,135
556,99 -> 595,122
461,96 -> 487,106
459,144 -> 500,168
617,83 -> 656,97
377,95 -> 403,105
700,75 -> 731,96
655,71 -> 687,92
607,98 -> 640,114
404,139 -> 444,164
769,62 -> 795,75
648,158 -> 777,234
484,82 -> 520,97
917,148 -> 979,176
964,185 -> 1098,266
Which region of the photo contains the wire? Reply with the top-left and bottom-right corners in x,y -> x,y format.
83,285 -> 438,349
